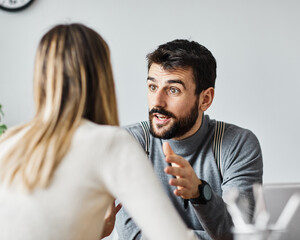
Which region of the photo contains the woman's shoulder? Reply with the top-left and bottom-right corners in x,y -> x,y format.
76,120 -> 135,145
73,120 -> 145,166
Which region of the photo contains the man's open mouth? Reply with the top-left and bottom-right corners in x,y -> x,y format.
154,113 -> 170,120
152,113 -> 172,125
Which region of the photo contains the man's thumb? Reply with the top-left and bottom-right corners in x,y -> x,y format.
163,142 -> 174,156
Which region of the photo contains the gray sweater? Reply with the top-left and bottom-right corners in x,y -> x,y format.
116,114 -> 263,240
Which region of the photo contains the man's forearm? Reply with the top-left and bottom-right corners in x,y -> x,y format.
191,191 -> 233,240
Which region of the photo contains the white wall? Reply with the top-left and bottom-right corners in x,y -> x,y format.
1,0 -> 300,184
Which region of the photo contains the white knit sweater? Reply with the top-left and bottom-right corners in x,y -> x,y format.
0,120 -> 196,240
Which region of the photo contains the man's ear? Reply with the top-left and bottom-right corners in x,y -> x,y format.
198,87 -> 214,112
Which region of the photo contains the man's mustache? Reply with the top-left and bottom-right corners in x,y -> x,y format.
149,108 -> 176,118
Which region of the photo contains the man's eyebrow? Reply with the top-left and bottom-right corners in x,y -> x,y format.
147,76 -> 156,81
147,77 -> 186,89
166,80 -> 186,89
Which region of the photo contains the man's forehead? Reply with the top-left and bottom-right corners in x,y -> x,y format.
148,63 -> 193,80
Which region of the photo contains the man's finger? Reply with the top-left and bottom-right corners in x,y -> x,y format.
173,188 -> 189,199
169,178 -> 188,188
163,142 -> 174,156
165,155 -> 187,167
164,166 -> 186,177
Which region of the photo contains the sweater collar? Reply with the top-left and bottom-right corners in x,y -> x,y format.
162,114 -> 210,157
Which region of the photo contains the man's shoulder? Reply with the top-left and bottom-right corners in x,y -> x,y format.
223,121 -> 259,143
122,122 -> 148,148
123,122 -> 144,135
206,115 -> 257,139
216,120 -> 261,158
206,115 -> 260,150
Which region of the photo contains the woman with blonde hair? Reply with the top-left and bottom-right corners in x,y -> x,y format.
0,23 -> 197,240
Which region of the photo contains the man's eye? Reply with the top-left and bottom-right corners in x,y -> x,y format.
149,85 -> 157,92
169,87 -> 180,95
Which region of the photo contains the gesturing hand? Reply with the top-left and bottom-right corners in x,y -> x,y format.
100,200 -> 122,239
163,142 -> 201,199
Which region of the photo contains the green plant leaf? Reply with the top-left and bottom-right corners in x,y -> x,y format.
0,104 -> 3,116
0,104 -> 7,135
0,124 -> 7,135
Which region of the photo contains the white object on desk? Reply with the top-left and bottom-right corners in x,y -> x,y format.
263,183 -> 300,239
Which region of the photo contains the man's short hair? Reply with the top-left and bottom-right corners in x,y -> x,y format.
146,39 -> 217,95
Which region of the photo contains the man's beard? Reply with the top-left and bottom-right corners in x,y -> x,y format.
149,99 -> 199,139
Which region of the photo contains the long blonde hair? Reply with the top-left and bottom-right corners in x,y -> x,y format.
0,23 -> 119,190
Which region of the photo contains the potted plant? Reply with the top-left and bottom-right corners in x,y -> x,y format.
0,104 -> 7,135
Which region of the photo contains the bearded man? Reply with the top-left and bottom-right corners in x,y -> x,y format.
116,39 -> 263,240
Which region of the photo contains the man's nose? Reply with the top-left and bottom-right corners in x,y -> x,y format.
151,89 -> 167,108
